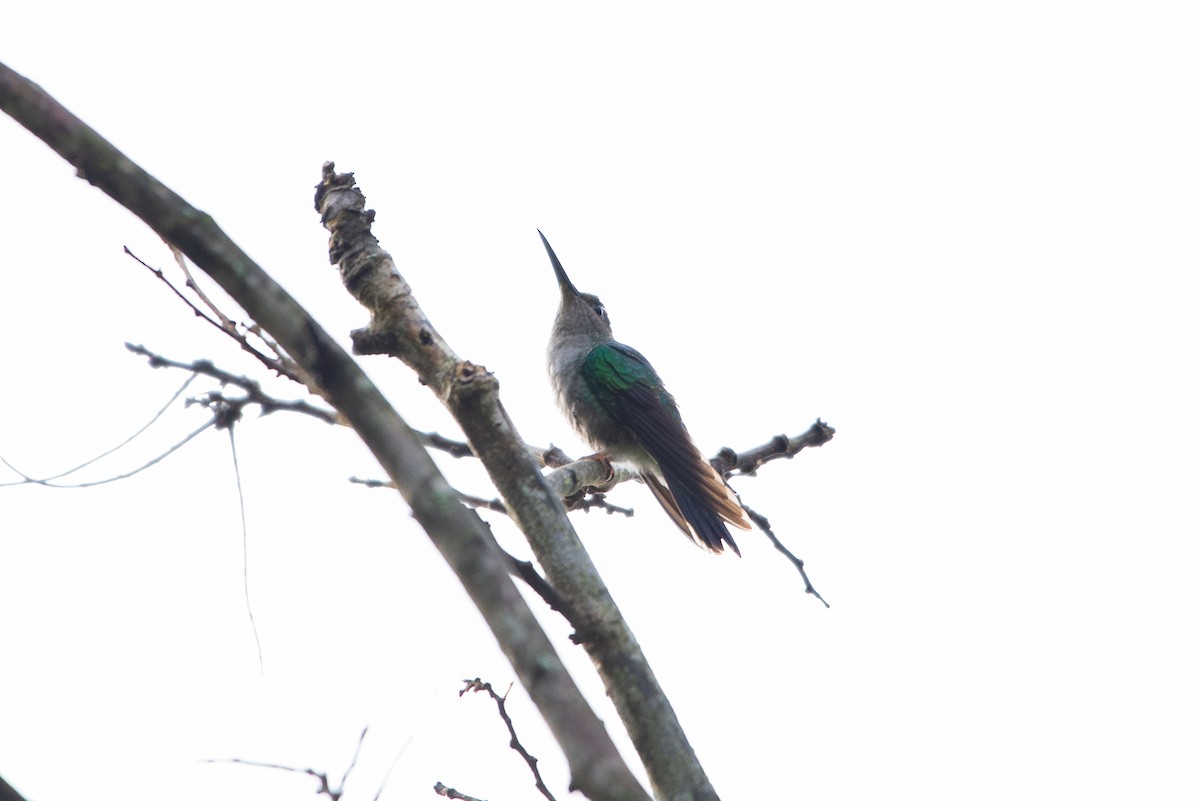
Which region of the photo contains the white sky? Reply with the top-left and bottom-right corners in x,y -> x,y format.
3,3 -> 1198,800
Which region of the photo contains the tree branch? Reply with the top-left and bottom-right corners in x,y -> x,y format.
0,775 -> 30,801
713,420 -> 836,476
460,678 -> 558,801
315,163 -> 719,801
0,61 -> 648,801
125,246 -> 315,391
126,343 -> 341,424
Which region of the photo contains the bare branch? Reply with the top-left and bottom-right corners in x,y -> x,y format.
204,727 -> 368,799
0,373 -> 196,488
743,502 -> 829,608
338,727 -> 370,796
573,493 -> 635,518
125,246 -> 310,387
434,783 -> 484,801
713,420 -> 836,476
364,426 -> 834,523
457,491 -> 508,514
207,758 -> 334,799
0,61 -> 648,801
371,734 -> 414,801
315,163 -> 704,800
418,430 -> 475,458
504,554 -> 574,617
542,458 -> 637,503
225,424 -> 264,671
1,419 -> 216,489
126,343 -> 340,424
461,678 -> 558,801
0,774 -> 31,801
170,244 -> 238,330
349,478 -> 509,516
347,486 -> 576,614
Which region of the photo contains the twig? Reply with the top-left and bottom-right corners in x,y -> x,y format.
743,503 -> 829,608
338,726 -> 370,796
461,679 -> 558,801
504,555 -> 574,618
457,491 -> 508,514
433,783 -> 485,801
349,476 -> 396,489
129,246 -> 338,407
0,374 -> 196,487
419,430 -> 475,458
348,480 -> 575,615
371,733 -> 414,801
126,246 -> 301,381
204,727 -> 369,800
1,67 -> 648,800
170,244 -> 239,332
347,479 -> 580,618
712,419 -> 836,477
226,425 -> 264,672
349,478 -> 508,516
574,493 -> 634,518
0,419 -> 216,488
126,343 -> 339,424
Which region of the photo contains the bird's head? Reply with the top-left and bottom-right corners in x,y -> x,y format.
540,230 -> 614,341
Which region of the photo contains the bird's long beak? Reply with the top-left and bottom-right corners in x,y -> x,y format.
538,230 -> 578,298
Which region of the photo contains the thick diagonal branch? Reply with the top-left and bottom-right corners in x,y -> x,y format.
0,62 -> 647,801
315,164 -> 720,801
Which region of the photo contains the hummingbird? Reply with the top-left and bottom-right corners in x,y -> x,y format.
540,231 -> 751,554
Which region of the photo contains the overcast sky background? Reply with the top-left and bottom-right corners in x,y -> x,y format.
3,3 -> 1198,800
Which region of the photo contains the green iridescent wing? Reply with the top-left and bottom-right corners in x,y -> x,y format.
581,343 -> 747,553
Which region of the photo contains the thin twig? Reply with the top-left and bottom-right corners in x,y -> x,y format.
0,374 -> 196,487
433,783 -> 484,801
0,419 -> 216,488
461,679 -> 558,801
126,246 -> 231,337
171,244 -> 240,332
127,246 -> 313,388
204,727 -> 369,801
348,477 -> 575,615
226,426 -> 264,672
338,727 -> 370,795
126,343 -> 339,424
574,493 -> 634,518
349,476 -> 503,519
743,502 -> 830,608
348,478 -> 578,618
206,760 -> 340,798
371,733 -> 414,801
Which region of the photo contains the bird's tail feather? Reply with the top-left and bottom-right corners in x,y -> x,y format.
642,469 -> 745,556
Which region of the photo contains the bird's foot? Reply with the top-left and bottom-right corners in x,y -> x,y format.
581,451 -> 616,484
561,452 -> 618,510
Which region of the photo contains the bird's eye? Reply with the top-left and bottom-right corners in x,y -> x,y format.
592,303 -> 606,318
